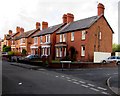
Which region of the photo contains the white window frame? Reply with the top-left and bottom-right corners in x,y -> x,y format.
82,30 -> 86,40
46,34 -> 50,43
71,32 -> 74,41
81,45 -> 85,56
20,39 -> 22,44
63,34 -> 66,42
60,48 -> 62,57
64,48 -> 66,57
42,48 -> 45,56
56,48 -> 59,57
99,32 -> 102,40
60,34 -> 62,42
40,36 -> 42,44
34,37 -> 38,44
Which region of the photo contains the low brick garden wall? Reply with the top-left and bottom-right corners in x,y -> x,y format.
48,62 -> 117,69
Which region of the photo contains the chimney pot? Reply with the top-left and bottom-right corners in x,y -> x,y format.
16,26 -> 21,33
36,22 -> 40,29
20,28 -> 24,33
97,3 -> 105,16
67,13 -> 74,23
42,21 -> 48,30
8,30 -> 12,35
62,14 -> 67,23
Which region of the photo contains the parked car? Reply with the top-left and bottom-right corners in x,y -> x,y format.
2,52 -> 8,56
24,54 -> 40,61
102,56 -> 120,65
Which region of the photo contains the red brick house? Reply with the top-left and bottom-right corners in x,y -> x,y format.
55,3 -> 113,62
3,30 -> 13,47
15,22 -> 40,54
31,21 -> 48,55
32,21 -> 66,59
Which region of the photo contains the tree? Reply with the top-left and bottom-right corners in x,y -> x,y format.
112,44 -> 117,52
2,45 -> 6,52
116,44 -> 120,52
112,44 -> 120,52
3,46 -> 11,52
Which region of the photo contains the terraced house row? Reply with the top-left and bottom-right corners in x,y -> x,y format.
3,3 -> 113,62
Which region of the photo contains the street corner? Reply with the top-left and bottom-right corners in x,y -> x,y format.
106,74 -> 119,95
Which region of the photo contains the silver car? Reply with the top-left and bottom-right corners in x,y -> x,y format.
102,56 -> 120,65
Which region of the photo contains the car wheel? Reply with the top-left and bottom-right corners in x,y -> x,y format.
102,60 -> 106,63
117,62 -> 120,65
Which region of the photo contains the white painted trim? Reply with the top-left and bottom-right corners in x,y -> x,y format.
41,45 -> 50,48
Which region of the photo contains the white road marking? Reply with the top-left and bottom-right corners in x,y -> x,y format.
101,92 -> 109,95
61,76 -> 65,77
81,84 -> 89,88
90,88 -> 99,92
72,79 -> 78,81
87,84 -> 95,87
97,87 -> 107,91
73,82 -> 79,84
55,76 -> 59,77
66,77 -> 70,79
67,80 -> 72,82
18,82 -> 22,85
79,81 -> 85,84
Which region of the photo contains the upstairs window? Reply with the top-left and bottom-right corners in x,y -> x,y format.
82,30 -> 86,40
99,32 -> 102,40
40,36 -> 42,44
71,32 -> 74,41
60,34 -> 62,42
63,34 -> 66,42
20,38 -> 25,44
46,34 -> 50,43
34,37 -> 38,44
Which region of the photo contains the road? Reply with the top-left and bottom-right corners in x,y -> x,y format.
2,61 -> 118,95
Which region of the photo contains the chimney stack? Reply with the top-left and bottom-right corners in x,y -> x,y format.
97,3 -> 105,16
36,22 -> 40,29
20,28 -> 24,33
8,30 -> 12,35
62,14 -> 67,23
42,21 -> 48,30
67,13 -> 74,23
16,26 -> 21,33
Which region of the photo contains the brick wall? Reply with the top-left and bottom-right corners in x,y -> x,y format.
56,16 -> 113,62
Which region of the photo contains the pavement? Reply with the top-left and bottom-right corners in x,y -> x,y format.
107,74 -> 119,95
10,62 -> 43,70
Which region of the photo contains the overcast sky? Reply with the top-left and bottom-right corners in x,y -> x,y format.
0,0 -> 119,43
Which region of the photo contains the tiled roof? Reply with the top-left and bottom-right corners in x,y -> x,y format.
56,15 -> 100,34
33,23 -> 65,37
15,29 -> 39,40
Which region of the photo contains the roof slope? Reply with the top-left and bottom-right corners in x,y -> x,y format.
15,29 -> 39,40
57,15 -> 100,34
33,23 -> 65,37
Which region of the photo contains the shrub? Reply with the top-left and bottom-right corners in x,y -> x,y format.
3,46 -> 11,52
22,49 -> 27,55
8,51 -> 14,56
